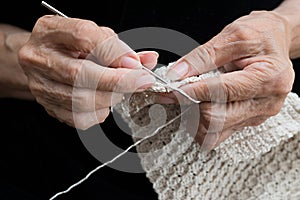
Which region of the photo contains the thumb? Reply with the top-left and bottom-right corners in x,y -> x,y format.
137,51 -> 159,69
91,34 -> 142,69
166,31 -> 251,81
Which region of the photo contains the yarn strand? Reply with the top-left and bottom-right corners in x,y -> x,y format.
49,107 -> 191,200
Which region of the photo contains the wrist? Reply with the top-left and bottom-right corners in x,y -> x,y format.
5,32 -> 31,53
273,1 -> 300,59
0,25 -> 33,99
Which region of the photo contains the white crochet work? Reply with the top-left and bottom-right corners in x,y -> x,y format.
114,64 -> 300,200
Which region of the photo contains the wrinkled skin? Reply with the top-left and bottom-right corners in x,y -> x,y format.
165,11 -> 296,150
18,15 -> 159,130
0,24 -> 33,99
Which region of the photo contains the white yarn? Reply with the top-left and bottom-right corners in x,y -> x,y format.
114,64 -> 300,199
50,63 -> 300,200
49,105 -> 191,200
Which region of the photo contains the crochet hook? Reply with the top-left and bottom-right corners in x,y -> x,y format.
41,1 -> 201,104
139,65 -> 200,103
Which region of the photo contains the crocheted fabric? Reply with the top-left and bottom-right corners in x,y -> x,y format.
113,65 -> 300,200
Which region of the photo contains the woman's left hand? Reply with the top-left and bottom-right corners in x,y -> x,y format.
164,11 -> 295,150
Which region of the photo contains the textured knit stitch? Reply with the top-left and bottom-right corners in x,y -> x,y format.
114,64 -> 300,200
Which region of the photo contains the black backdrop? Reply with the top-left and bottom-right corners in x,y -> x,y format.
1,1 -> 299,200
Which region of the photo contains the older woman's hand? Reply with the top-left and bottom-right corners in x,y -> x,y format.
18,15 -> 158,130
165,10 -> 297,150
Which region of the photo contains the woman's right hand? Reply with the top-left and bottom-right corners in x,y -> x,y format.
18,15 -> 158,130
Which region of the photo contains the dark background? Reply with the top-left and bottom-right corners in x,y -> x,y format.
1,1 -> 299,200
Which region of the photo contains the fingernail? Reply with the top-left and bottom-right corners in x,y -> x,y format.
121,56 -> 140,68
136,75 -> 156,90
166,61 -> 189,81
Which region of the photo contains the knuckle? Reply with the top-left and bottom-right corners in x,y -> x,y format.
18,45 -> 34,67
228,21 -> 250,41
97,109 -> 110,123
18,44 -> 46,75
74,20 -> 99,38
260,95 -> 285,117
74,115 -> 95,130
268,101 -> 283,116
76,122 -> 89,130
64,60 -> 83,85
274,81 -> 293,95
72,20 -> 100,49
222,81 -> 236,102
72,113 -> 86,129
75,91 -> 92,111
99,26 -> 116,39
32,16 -> 50,32
187,43 -> 216,69
273,66 -> 294,95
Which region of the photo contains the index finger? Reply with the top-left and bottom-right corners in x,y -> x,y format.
74,59 -> 156,92
32,15 -> 141,68
176,62 -> 292,102
166,25 -> 262,81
